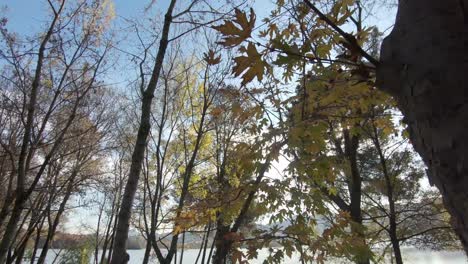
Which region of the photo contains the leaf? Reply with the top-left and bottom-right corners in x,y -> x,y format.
210,106 -> 224,117
172,225 -> 183,235
213,8 -> 256,47
271,41 -> 301,65
203,49 -> 221,65
231,248 -> 245,264
328,186 -> 338,196
232,43 -> 267,85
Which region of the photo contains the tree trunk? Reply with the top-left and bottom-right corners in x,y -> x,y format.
30,215 -> 46,264
372,124 -> 403,264
100,193 -> 118,264
389,232 -> 403,264
179,232 -> 185,264
377,0 -> 468,253
343,131 -> 370,264
142,238 -> 152,264
0,2 -> 64,259
200,221 -> 212,264
37,176 -> 76,264
212,223 -> 231,264
109,1 -> 177,263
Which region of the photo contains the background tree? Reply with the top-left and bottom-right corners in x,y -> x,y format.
0,0 -> 113,262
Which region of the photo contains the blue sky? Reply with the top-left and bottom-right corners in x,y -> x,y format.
3,0 -> 260,33
3,0 -> 148,32
1,0 -> 397,234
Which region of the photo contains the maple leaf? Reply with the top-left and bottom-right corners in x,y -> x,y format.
212,8 -> 256,47
232,43 -> 267,85
230,248 -> 245,264
203,49 -> 221,65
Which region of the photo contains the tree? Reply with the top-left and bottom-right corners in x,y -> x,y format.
1,1 -> 465,263
376,0 -> 468,252
0,0 -> 112,261
109,1 -> 177,262
207,85 -> 272,264
360,114 -> 458,264
109,0 -> 248,261
213,0 -> 468,254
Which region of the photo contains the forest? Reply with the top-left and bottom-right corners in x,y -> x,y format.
0,0 -> 467,263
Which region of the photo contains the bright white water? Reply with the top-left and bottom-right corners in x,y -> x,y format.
26,248 -> 467,263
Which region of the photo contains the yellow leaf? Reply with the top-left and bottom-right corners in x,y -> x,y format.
232,43 -> 266,85
173,225 -> 183,235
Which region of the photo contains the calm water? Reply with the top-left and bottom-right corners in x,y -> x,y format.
29,248 -> 467,263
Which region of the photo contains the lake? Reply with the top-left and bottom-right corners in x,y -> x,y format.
28,248 -> 467,263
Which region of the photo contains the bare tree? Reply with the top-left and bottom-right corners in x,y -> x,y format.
0,0 -> 113,261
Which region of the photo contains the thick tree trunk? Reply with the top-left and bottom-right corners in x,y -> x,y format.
109,1 -> 176,263
377,0 -> 468,253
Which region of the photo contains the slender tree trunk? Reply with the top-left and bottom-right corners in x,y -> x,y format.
389,232 -> 403,264
110,1 -> 177,263
343,131 -> 370,264
207,232 -> 216,264
377,0 -> 468,253
107,210 -> 120,263
200,221 -> 212,264
11,200 -> 46,264
194,223 -> 209,264
30,215 -> 46,264
0,171 -> 16,228
372,125 -> 403,264
37,176 -> 75,264
100,195 -> 118,264
179,232 -> 185,264
95,195 -> 106,264
142,238 -> 152,264
143,185 -> 159,264
12,241 -> 26,264
0,2 -> 63,259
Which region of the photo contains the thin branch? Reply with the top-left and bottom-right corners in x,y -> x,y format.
302,0 -> 379,66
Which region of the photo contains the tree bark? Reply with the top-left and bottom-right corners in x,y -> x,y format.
109,1 -> 177,263
343,131 -> 370,264
377,0 -> 468,253
212,223 -> 231,264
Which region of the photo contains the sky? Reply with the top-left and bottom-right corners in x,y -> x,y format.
0,0 -> 398,234
3,0 -> 264,33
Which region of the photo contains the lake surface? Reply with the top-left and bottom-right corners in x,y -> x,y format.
29,248 -> 467,263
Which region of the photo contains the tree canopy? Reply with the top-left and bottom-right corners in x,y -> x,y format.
0,0 -> 466,263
